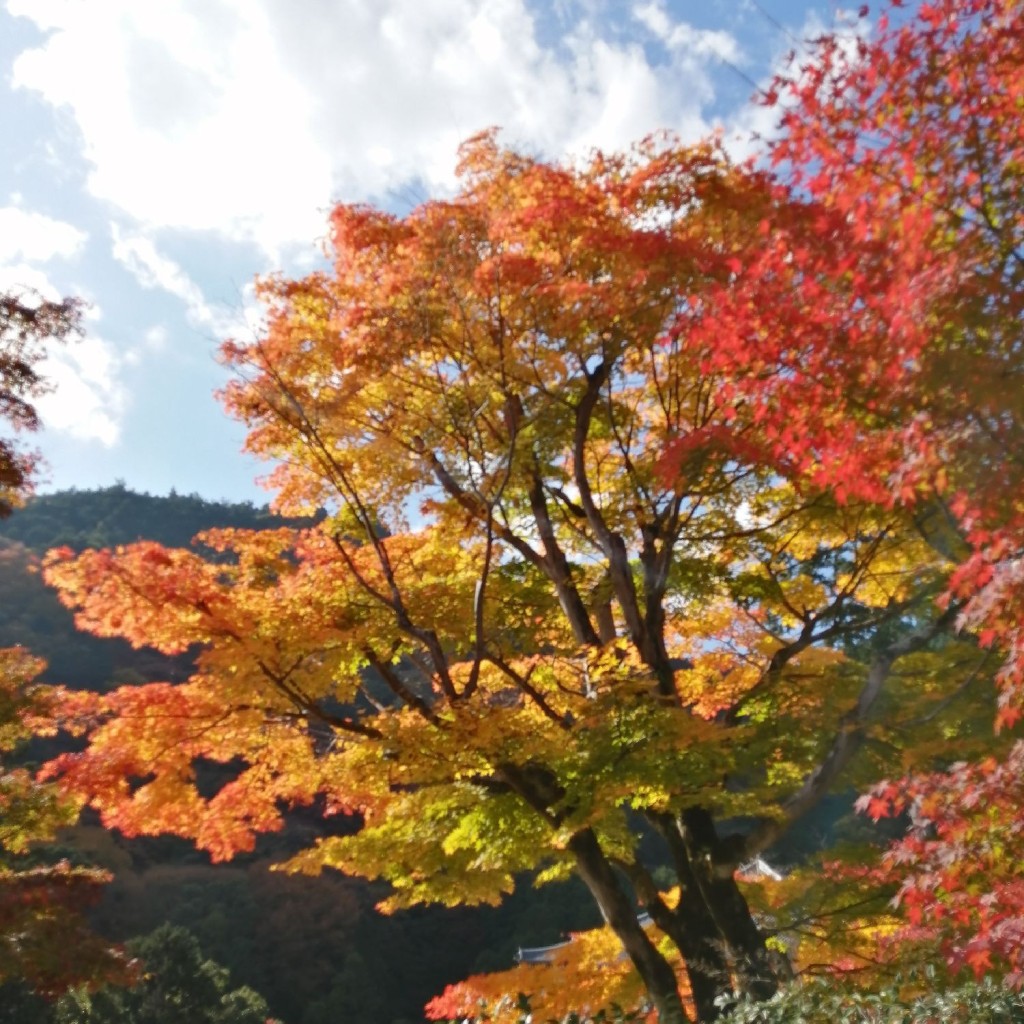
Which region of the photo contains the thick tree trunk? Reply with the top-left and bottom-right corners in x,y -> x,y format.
651,813 -> 733,1021
628,630 -> 777,1018
702,873 -> 778,1001
666,863 -> 734,1021
569,829 -> 691,1024
639,896 -> 726,1024
679,809 -> 779,1003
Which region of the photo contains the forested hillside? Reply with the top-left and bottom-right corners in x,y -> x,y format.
0,485 -> 316,689
0,484 -> 297,553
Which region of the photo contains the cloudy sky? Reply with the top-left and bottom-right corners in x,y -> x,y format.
1,0 -> 850,505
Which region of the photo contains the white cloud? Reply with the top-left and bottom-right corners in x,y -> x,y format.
0,258 -> 125,446
0,206 -> 86,264
123,324 -> 169,367
143,325 -> 169,351
0,262 -> 63,301
9,0 -> 328,254
634,2 -> 741,63
110,226 -> 265,350
110,224 -> 222,329
36,333 -> 127,446
8,0 -> 736,253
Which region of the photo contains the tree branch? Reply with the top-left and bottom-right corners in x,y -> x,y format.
735,603 -> 962,865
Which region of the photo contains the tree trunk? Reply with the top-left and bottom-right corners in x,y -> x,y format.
569,829 -> 691,1024
651,813 -> 733,1021
679,808 -> 779,1003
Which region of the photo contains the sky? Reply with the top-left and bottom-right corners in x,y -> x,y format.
0,0 -> 854,505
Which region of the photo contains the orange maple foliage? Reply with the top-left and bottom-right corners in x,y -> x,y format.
427,923 -> 662,1024
426,866 -> 912,1024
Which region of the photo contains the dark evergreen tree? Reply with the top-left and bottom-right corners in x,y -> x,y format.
53,925 -> 276,1024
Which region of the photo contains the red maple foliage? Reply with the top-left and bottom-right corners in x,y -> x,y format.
736,0 -> 1024,984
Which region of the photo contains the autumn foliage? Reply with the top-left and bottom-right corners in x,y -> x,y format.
0,648 -> 129,996
0,290 -> 132,997
28,0 -> 1024,1020
757,0 -> 1024,989
38,146 -> 988,1024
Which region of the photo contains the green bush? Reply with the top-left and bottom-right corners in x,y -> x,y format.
721,977 -> 1024,1024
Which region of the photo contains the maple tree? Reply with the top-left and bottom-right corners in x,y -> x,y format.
0,289 -> 128,996
703,0 -> 1023,987
426,0 -> 1024,1005
37,126 -> 998,1023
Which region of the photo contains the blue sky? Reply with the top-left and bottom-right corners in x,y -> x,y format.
1,0 -> 851,505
